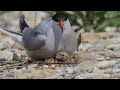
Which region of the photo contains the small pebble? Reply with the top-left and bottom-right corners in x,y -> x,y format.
43,65 -> 49,69
97,57 -> 105,61
65,67 -> 74,74
75,75 -> 84,79
96,60 -> 117,69
50,65 -> 56,69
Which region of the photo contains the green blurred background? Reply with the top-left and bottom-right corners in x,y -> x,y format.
0,11 -> 120,32
47,11 -> 120,32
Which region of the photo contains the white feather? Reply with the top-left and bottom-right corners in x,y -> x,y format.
0,28 -> 22,43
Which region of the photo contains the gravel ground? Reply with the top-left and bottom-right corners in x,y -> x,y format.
1,11 -> 120,79
1,31 -> 120,79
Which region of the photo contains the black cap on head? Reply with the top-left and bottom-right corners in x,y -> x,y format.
52,12 -> 67,22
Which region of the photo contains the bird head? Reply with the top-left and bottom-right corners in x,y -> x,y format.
52,12 -> 67,33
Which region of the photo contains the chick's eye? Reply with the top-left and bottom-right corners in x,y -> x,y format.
72,56 -> 75,59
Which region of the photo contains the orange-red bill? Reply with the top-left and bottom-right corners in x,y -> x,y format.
59,21 -> 64,30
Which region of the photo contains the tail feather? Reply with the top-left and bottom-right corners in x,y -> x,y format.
19,14 -> 29,32
0,28 -> 22,43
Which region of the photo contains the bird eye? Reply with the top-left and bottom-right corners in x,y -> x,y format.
72,56 -> 75,59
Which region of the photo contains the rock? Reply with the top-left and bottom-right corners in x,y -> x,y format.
105,27 -> 117,32
0,43 -> 6,50
95,60 -> 118,69
24,57 -> 31,61
43,73 -> 63,79
87,42 -> 105,52
74,75 -> 84,79
81,32 -> 102,43
1,37 -> 15,49
64,73 -> 74,79
23,69 -> 32,73
106,44 -> 120,51
30,64 -> 38,68
57,76 -> 64,79
42,69 -> 57,76
93,67 -> 105,74
112,52 -> 120,58
13,53 -> 20,61
32,70 -> 42,74
12,42 -> 23,49
112,61 -> 120,68
27,66 -> 36,71
97,51 -> 120,59
74,73 -> 110,79
50,65 -> 56,69
97,50 -> 113,57
111,69 -> 120,74
13,69 -> 24,74
78,43 -> 93,51
34,74 -> 47,79
103,68 -> 114,74
16,69 -> 55,79
35,66 -> 43,70
42,65 -> 49,69
111,73 -> 120,79
96,56 -> 110,61
97,57 -> 105,61
0,51 -> 13,62
105,57 -> 111,60
16,73 -> 35,79
98,32 -> 114,39
21,67 -> 26,70
78,43 -> 87,51
0,51 -> 19,62
56,69 -> 63,75
65,67 -> 74,74
75,61 -> 96,73
5,72 -> 15,78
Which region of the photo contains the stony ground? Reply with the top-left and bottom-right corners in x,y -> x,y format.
1,30 -> 120,79
1,11 -> 120,79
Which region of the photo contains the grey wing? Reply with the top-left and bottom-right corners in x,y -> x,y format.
64,31 -> 77,54
60,21 -> 77,55
67,20 -> 77,52
34,18 -> 52,33
22,28 -> 47,51
22,17 -> 54,51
